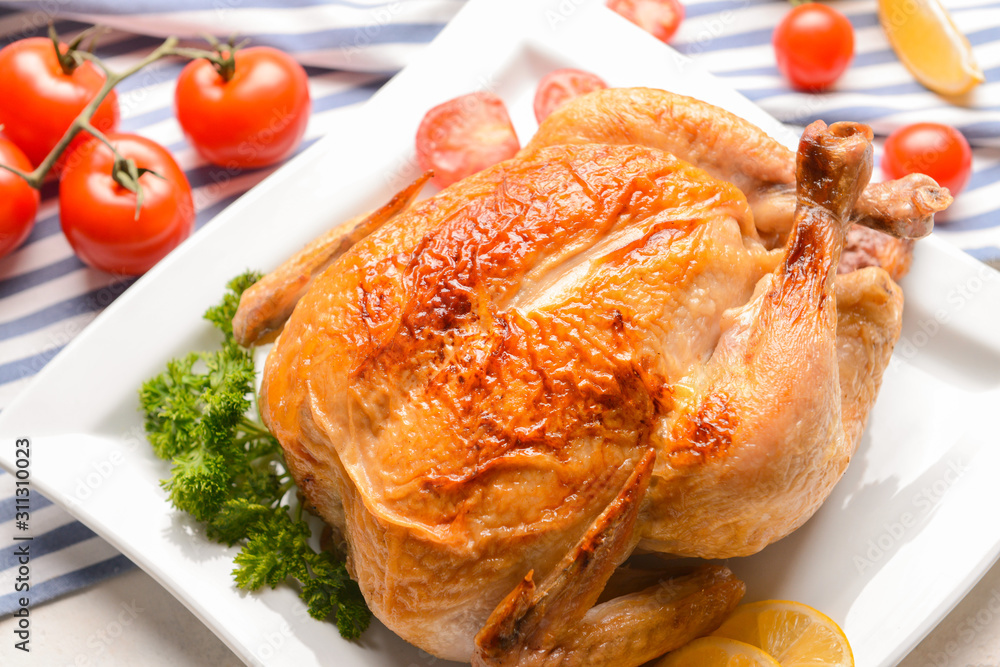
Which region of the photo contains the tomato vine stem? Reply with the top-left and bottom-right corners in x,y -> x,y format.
0,26 -> 235,208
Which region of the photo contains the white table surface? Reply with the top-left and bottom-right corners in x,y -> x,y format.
1,557 -> 999,665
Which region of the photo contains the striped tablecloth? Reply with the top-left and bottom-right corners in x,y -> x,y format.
1,0 -> 998,616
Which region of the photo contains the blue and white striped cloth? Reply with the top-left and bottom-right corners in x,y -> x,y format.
1,0 -> 998,616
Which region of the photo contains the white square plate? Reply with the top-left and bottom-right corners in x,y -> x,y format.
2,0 -> 999,665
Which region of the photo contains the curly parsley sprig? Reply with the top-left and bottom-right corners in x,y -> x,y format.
139,271 -> 370,639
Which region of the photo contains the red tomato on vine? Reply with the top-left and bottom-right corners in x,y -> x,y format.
0,36 -> 119,168
0,136 -> 40,259
60,134 -> 195,276
174,46 -> 311,169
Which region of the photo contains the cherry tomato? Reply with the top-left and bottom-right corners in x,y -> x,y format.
60,133 -> 195,275
882,123 -> 972,195
175,47 -> 311,169
534,69 -> 608,123
0,136 -> 40,259
607,0 -> 685,44
416,92 -> 520,189
0,37 -> 119,168
773,3 -> 854,91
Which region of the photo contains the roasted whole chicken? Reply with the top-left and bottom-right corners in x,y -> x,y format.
234,88 -> 949,665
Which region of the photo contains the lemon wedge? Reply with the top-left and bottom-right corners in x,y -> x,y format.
878,0 -> 984,95
655,636 -> 782,667
711,600 -> 854,667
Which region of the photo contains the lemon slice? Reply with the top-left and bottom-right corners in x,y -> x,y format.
878,0 -> 984,95
655,636 -> 782,667
711,600 -> 854,667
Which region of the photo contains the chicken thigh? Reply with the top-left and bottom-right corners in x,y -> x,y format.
250,112 -> 909,664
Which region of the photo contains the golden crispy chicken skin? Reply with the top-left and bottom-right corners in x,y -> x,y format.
261,142 -> 770,661
232,172 -> 431,347
526,87 -> 951,279
526,87 -> 950,241
253,115 -> 908,663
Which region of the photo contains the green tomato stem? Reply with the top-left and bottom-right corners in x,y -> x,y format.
49,23 -> 80,75
78,119 -> 117,154
0,162 -> 31,181
22,36 -> 180,187
13,34 -> 211,212
7,29 -> 242,215
169,45 -> 236,78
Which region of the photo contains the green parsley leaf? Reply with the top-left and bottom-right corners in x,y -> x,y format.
140,270 -> 371,639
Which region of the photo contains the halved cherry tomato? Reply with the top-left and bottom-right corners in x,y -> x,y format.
773,3 -> 854,91
882,122 -> 972,195
607,0 -> 686,44
59,133 -> 195,275
534,69 -> 608,123
0,37 -> 119,168
0,136 -> 40,259
175,46 -> 311,169
416,92 -> 520,189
